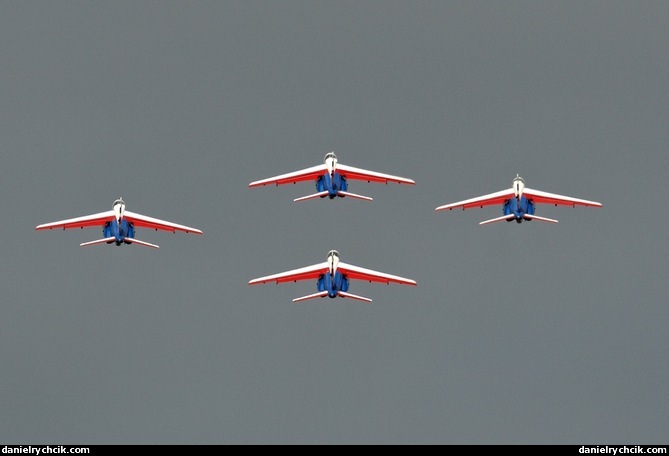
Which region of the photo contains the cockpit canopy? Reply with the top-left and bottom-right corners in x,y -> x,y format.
324,152 -> 337,162
327,250 -> 340,274
512,175 -> 525,198
324,152 -> 338,174
113,198 -> 126,220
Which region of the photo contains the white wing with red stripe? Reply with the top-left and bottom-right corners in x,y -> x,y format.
123,211 -> 203,234
435,188 -> 514,211
248,262 -> 329,285
335,163 -> 416,185
35,210 -> 115,230
523,188 -> 602,207
337,262 -> 417,286
248,164 -> 328,187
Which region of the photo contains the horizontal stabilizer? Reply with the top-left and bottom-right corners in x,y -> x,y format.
125,238 -> 160,249
479,214 -> 516,225
292,291 -> 329,302
294,191 -> 329,202
337,291 -> 372,302
80,237 -> 116,247
337,191 -> 373,201
523,214 -> 558,224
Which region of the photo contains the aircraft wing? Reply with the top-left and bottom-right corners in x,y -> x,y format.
523,188 -> 603,207
123,211 -> 203,234
249,164 -> 328,187
336,163 -> 416,185
435,188 -> 514,211
248,262 -> 329,285
35,210 -> 115,230
337,262 -> 417,286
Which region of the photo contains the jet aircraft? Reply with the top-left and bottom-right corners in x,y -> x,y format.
249,152 -> 415,201
435,175 -> 602,225
248,250 -> 417,302
35,198 -> 203,248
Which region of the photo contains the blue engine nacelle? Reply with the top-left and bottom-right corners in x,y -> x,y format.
104,219 -> 135,244
317,272 -> 350,298
503,197 -> 535,223
316,173 -> 348,198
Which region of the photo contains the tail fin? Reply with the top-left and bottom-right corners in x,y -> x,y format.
125,238 -> 160,249
337,291 -> 372,302
80,237 -> 116,247
292,291 -> 329,302
337,191 -> 373,201
80,237 -> 159,248
479,214 -> 516,225
523,214 -> 558,224
294,191 -> 329,202
293,190 -> 373,202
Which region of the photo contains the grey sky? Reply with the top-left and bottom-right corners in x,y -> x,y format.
1,1 -> 667,444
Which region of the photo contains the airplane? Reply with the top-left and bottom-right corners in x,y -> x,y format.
435,175 -> 602,225
248,249 -> 417,302
248,152 -> 415,202
35,198 -> 203,249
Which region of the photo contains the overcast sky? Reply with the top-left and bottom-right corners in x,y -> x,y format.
1,1 -> 668,445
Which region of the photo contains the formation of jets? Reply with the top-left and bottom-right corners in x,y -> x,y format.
36,152 -> 602,302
